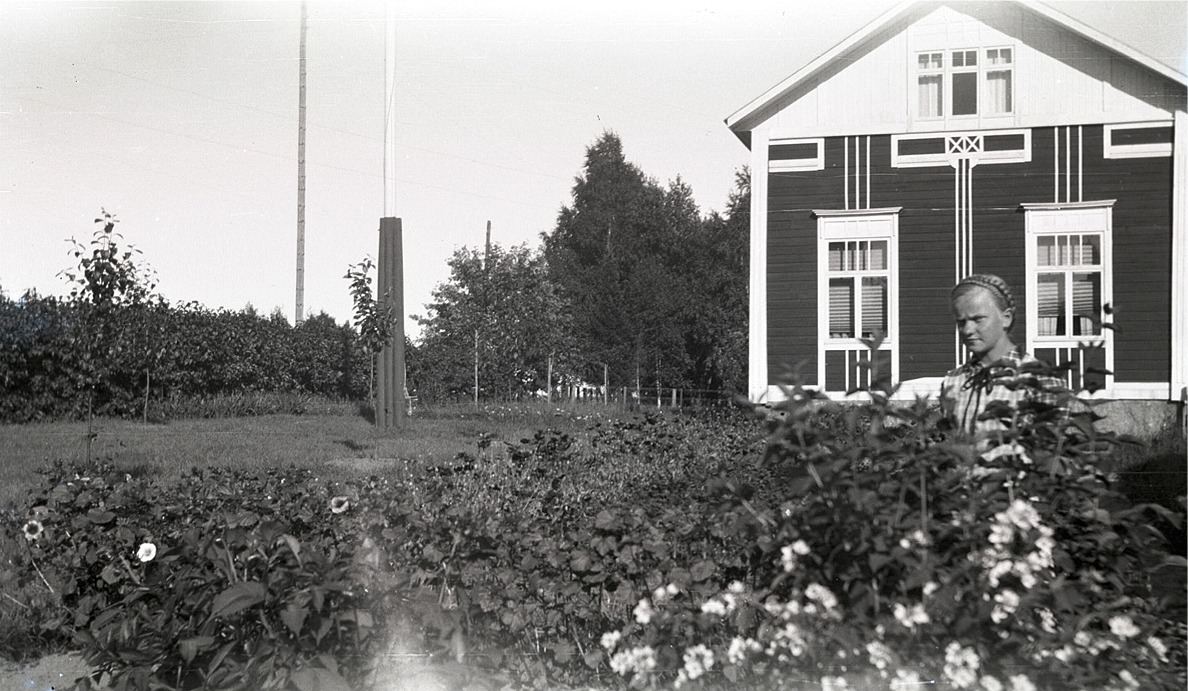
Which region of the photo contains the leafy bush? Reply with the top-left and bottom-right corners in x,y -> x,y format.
0,396 -> 1182,690
600,379 -> 1186,690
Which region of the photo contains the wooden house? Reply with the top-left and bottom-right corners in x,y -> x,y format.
727,1 -> 1187,410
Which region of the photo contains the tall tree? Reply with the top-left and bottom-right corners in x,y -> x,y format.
543,131 -> 696,390
415,243 -> 573,399
682,167 -> 750,392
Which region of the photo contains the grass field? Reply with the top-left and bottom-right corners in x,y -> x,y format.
0,401 -> 618,511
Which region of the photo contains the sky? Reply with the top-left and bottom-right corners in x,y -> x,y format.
2,1 -> 1184,340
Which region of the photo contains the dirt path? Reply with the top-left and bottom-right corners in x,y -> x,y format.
0,652 -> 93,690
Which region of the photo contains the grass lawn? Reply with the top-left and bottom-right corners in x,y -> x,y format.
0,401 -> 617,511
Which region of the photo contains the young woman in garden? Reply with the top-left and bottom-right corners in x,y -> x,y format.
940,273 -> 1059,440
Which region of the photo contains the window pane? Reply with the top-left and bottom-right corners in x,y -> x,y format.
1037,274 -> 1065,336
987,70 -> 1012,113
1072,272 -> 1101,336
952,72 -> 977,115
829,278 -> 854,338
918,75 -> 942,117
868,241 -> 887,270
828,242 -> 844,271
861,277 -> 888,337
1037,236 -> 1057,266
1077,235 -> 1101,266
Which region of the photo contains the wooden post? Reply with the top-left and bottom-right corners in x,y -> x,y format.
547,352 -> 553,404
473,329 -> 479,409
603,363 -> 608,405
376,218 -> 406,429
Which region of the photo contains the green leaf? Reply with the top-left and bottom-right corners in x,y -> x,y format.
281,604 -> 308,636
210,581 -> 266,619
690,559 -> 715,582
86,509 -> 116,525
179,636 -> 215,664
290,666 -> 353,691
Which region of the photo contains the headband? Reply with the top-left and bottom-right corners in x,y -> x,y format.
953,273 -> 1015,314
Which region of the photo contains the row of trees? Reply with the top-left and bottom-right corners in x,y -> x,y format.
2,132 -> 747,419
414,132 -> 749,399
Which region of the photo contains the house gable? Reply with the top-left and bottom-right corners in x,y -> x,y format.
732,1 -> 1186,140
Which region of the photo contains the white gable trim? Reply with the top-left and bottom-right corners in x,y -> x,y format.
726,1 -> 1187,136
1173,111 -> 1188,403
748,128 -> 771,403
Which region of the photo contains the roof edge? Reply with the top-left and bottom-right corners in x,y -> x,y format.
725,0 -> 1188,137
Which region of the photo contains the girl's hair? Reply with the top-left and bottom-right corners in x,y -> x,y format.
952,273 -> 1016,327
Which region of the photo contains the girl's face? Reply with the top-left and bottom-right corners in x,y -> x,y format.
952,287 -> 1014,363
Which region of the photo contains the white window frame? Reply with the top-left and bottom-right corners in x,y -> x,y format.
915,51 -> 945,121
1103,121 -> 1174,159
949,48 -> 979,118
1022,201 -> 1115,396
815,208 -> 901,395
912,45 -> 1016,122
769,137 -> 825,172
983,46 -> 1014,115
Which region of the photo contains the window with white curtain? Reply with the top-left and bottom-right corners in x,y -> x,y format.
914,46 -> 1014,119
916,52 -> 943,118
985,48 -> 1013,114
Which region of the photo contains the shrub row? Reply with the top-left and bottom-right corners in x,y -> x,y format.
0,292 -> 372,422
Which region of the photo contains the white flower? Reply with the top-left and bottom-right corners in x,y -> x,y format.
791,539 -> 810,555
1074,631 -> 1092,647
866,641 -> 893,670
609,645 -> 657,678
890,669 -> 923,690
1008,675 -> 1037,691
821,676 -> 848,690
727,636 -> 760,665
22,519 -> 44,542
600,630 -> 621,651
1108,615 -> 1140,639
923,581 -> 939,597
1146,636 -> 1168,661
980,676 -> 1004,691
991,590 -> 1020,624
1114,670 -> 1140,691
329,496 -> 350,514
633,598 -> 654,625
1036,608 -> 1057,634
682,645 -> 714,681
944,642 -> 981,689
805,583 -> 838,611
136,542 -> 157,562
700,599 -> 727,617
894,602 -> 930,629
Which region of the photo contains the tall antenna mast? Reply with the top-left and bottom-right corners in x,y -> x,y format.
295,1 -> 308,324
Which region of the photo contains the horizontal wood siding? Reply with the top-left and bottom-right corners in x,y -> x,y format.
1081,125 -> 1173,383
766,136 -> 852,386
874,134 -> 956,381
763,126 -> 1174,389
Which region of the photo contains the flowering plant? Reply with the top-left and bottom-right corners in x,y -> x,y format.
600,369 -> 1186,689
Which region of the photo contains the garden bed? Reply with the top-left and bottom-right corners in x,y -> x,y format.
2,397 -> 1184,690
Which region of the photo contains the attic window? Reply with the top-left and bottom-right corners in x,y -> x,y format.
915,47 -> 1013,120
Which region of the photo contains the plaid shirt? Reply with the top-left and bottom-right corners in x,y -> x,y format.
940,350 -> 1059,437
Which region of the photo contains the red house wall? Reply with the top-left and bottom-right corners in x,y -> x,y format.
765,125 -> 1173,388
